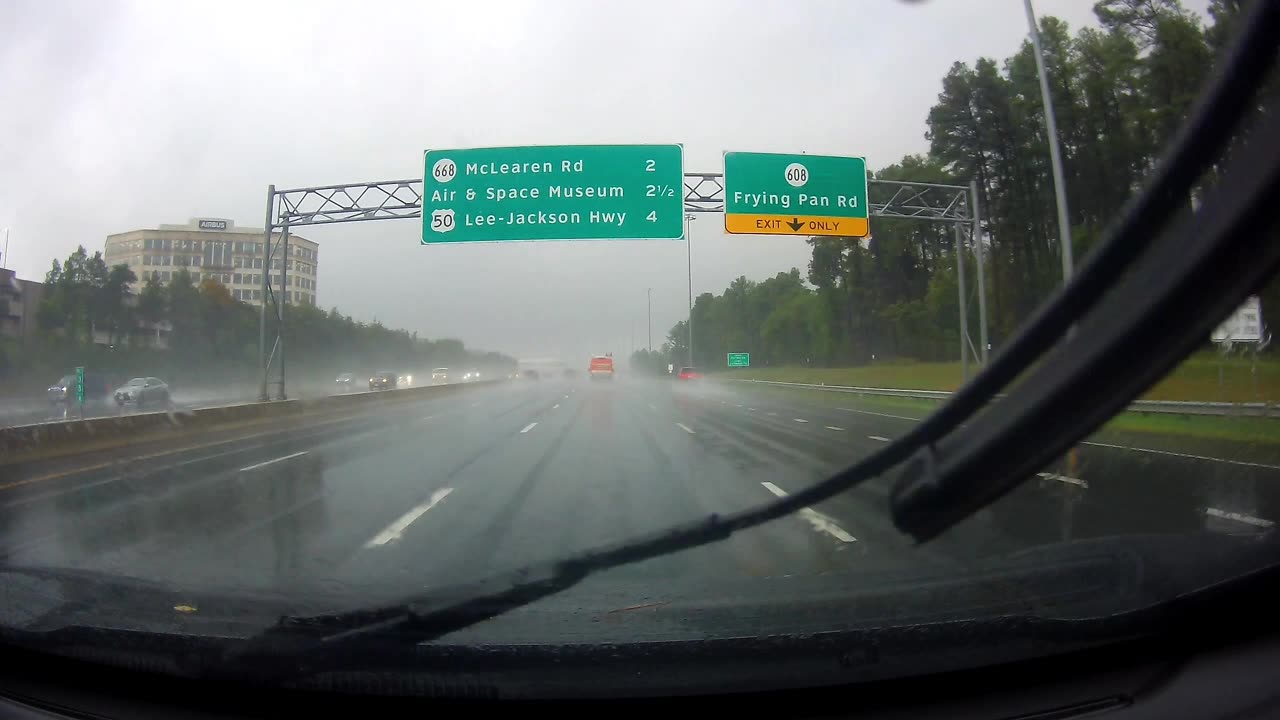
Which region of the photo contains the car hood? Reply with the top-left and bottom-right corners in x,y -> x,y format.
1,533 -> 1277,696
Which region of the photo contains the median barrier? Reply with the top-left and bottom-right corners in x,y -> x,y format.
0,380 -> 500,468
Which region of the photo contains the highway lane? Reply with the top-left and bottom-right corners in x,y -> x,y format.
0,376 -> 1272,626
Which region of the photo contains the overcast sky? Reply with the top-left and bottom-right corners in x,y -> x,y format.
0,0 -> 1209,363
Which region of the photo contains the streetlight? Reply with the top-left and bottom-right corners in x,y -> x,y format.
646,287 -> 652,352
684,213 -> 696,367
1024,0 -> 1073,281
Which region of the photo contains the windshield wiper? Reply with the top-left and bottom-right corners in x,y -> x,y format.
224,0 -> 1280,683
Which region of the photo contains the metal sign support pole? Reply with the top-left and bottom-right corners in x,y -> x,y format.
956,222 -> 969,381
278,221 -> 290,401
258,185 -> 275,402
971,180 -> 989,364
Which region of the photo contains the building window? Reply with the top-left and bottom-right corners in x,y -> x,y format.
161,271 -> 171,282
162,239 -> 172,250
233,257 -> 242,268
193,240 -> 202,252
141,271 -> 150,280
233,273 -> 242,285
144,238 -> 153,250
192,255 -> 201,266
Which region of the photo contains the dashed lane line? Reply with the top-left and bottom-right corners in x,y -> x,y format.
364,487 -> 454,547
677,423 -> 696,435
1037,472 -> 1087,488
239,451 -> 308,473
760,481 -> 856,543
520,422 -> 538,433
1205,507 -> 1273,528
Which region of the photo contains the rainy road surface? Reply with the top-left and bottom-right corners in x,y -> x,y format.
0,377 -> 1275,605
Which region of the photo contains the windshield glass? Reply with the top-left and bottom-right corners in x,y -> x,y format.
1,0 -> 1276,697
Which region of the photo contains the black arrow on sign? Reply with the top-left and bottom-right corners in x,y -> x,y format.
787,217 -> 805,231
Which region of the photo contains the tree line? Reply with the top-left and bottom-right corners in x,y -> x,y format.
1,245 -> 511,389
659,0 -> 1278,372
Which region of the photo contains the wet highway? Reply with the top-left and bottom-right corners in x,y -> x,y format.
0,376 -> 1275,611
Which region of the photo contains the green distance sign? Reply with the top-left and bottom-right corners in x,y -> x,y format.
74,366 -> 85,403
727,352 -> 750,368
422,145 -> 685,243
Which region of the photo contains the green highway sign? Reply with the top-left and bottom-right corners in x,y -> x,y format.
422,145 -> 684,243
74,366 -> 85,404
724,152 -> 869,237
727,352 -> 750,368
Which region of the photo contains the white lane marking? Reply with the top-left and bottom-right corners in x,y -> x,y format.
553,403 -> 560,409
1206,507 -> 1274,528
364,488 -> 454,547
422,415 -> 435,421
564,394 -> 569,399
767,411 -> 778,416
825,426 -> 845,431
1082,441 -> 1280,470
677,422 -> 696,435
1037,472 -> 1088,488
720,401 -> 728,405
748,407 -> 756,412
839,407 -> 922,421
239,451 -> 308,473
868,435 -> 890,442
520,422 -> 538,433
794,418 -> 809,424
760,482 -> 856,543
838,409 -> 1279,471
736,404 -> 744,408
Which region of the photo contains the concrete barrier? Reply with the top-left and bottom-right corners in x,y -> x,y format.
0,380 -> 500,469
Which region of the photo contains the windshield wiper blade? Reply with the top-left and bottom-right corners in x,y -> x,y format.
891,49 -> 1280,542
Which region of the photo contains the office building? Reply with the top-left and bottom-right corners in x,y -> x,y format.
103,218 -> 319,306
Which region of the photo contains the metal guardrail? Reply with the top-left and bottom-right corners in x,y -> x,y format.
728,379 -> 1279,418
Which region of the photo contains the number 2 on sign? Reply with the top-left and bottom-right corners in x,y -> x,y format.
645,159 -> 655,172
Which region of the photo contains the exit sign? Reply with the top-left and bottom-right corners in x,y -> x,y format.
724,152 -> 869,237
727,352 -> 750,368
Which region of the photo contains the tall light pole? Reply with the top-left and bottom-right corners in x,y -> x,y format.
684,213 -> 696,367
1024,0 -> 1074,280
646,287 -> 652,352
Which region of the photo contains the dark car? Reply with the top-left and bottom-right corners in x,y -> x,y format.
677,367 -> 702,381
369,371 -> 398,391
520,368 -> 540,380
113,377 -> 171,410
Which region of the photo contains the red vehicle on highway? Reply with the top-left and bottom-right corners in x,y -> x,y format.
677,367 -> 702,381
589,354 -> 614,380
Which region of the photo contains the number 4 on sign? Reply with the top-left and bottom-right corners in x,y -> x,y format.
647,211 -> 656,222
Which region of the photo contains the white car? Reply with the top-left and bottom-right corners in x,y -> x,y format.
462,369 -> 481,382
432,368 -> 450,384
